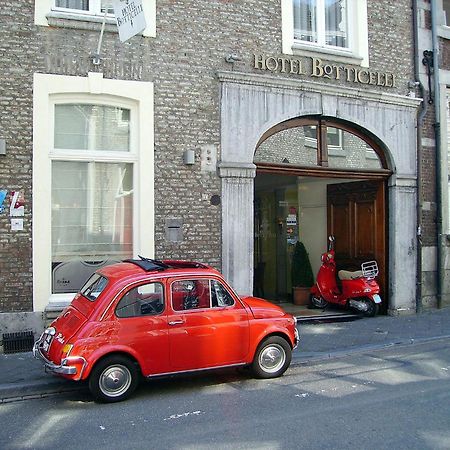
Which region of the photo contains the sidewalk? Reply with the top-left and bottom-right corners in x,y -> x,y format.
0,306 -> 449,402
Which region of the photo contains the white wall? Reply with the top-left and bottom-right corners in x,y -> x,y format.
297,179 -> 328,277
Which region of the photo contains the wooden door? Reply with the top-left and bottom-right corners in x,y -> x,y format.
327,180 -> 387,311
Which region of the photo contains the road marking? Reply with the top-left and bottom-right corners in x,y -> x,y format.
164,410 -> 203,421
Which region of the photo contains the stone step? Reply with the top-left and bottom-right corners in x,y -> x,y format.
43,307 -> 64,327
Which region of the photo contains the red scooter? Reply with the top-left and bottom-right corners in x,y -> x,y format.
310,236 -> 382,316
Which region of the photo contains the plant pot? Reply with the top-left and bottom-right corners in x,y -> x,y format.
292,286 -> 311,306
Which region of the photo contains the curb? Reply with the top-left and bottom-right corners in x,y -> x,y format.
295,313 -> 361,324
1,334 -> 450,403
0,380 -> 86,403
291,334 -> 450,365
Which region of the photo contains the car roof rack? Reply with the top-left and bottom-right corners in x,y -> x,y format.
124,256 -> 170,272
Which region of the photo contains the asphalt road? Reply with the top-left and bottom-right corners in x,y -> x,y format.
1,338 -> 450,450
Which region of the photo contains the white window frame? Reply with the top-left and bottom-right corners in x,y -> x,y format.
52,0 -> 113,16
281,0 -> 369,67
442,0 -> 450,26
33,72 -> 154,311
35,0 -> 156,38
437,0 -> 450,39
304,126 -> 343,151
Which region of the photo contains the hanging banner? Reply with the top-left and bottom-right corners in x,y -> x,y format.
112,0 -> 146,43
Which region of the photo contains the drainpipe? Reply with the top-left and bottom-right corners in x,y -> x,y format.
431,0 -> 443,309
412,0 -> 427,313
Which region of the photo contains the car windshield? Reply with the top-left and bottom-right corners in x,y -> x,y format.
80,273 -> 108,302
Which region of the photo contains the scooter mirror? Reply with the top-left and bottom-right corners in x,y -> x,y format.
327,235 -> 335,251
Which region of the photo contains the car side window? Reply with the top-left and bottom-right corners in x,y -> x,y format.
116,282 -> 164,318
211,280 -> 235,307
171,279 -> 211,311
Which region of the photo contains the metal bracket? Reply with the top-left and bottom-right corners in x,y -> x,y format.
422,50 -> 434,104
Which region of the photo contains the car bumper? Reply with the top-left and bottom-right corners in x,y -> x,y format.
33,338 -> 84,376
294,321 -> 300,349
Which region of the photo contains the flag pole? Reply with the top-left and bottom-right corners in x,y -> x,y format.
91,9 -> 108,65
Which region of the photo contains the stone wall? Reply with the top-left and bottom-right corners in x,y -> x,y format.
0,0 -> 417,319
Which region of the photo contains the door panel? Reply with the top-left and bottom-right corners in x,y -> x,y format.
168,278 -> 250,371
355,200 -> 376,259
168,307 -> 250,371
327,180 -> 386,310
329,203 -> 351,260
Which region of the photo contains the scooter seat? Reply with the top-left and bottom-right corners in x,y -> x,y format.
338,269 -> 363,280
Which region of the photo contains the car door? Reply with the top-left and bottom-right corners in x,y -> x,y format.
113,280 -> 170,376
168,277 -> 250,372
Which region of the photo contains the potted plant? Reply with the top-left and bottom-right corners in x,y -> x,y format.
291,241 -> 315,305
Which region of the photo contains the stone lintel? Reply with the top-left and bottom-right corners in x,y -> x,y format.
218,162 -> 256,178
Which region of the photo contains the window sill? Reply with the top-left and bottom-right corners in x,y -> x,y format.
46,11 -> 119,33
291,42 -> 364,67
438,25 -> 450,40
328,146 -> 345,157
47,293 -> 76,306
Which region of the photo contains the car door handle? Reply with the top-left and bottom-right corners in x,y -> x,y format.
168,320 -> 184,326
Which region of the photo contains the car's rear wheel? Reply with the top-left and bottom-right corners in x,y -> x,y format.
252,336 -> 292,379
89,355 -> 139,403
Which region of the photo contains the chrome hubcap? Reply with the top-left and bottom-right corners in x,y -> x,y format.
259,344 -> 286,373
99,364 -> 132,397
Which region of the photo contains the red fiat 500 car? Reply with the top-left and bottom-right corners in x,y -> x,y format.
34,258 -> 299,402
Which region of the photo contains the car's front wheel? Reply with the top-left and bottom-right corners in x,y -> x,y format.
89,355 -> 139,403
252,336 -> 292,379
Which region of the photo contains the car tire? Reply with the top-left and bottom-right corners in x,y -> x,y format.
89,355 -> 139,403
252,336 -> 292,379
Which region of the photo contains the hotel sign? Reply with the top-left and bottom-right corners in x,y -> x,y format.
113,0 -> 146,43
254,54 -> 397,88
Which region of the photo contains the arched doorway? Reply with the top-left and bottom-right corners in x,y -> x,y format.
253,117 -> 391,312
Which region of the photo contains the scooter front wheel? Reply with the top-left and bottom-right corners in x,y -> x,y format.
361,298 -> 379,317
309,294 -> 328,309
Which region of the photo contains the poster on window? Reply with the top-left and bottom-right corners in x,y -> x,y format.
112,0 -> 146,43
9,191 -> 24,217
0,190 -> 6,214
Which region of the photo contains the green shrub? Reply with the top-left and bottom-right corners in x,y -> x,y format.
291,241 -> 314,287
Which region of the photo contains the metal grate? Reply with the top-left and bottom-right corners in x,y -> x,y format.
2,331 -> 35,354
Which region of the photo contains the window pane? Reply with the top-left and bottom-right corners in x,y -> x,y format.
326,127 -> 341,147
101,1 -> 115,14
80,274 -> 108,301
293,0 -> 318,43
325,0 -> 348,47
55,104 -> 130,152
172,280 -> 211,311
116,283 -> 164,318
55,0 -> 89,10
327,128 -> 382,170
255,126 -> 318,167
51,161 -> 133,293
444,0 -> 450,25
211,280 -> 234,307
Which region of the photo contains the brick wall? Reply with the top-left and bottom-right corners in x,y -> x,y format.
0,0 -> 417,312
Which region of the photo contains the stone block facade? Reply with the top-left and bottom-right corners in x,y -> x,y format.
0,0 -> 444,336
